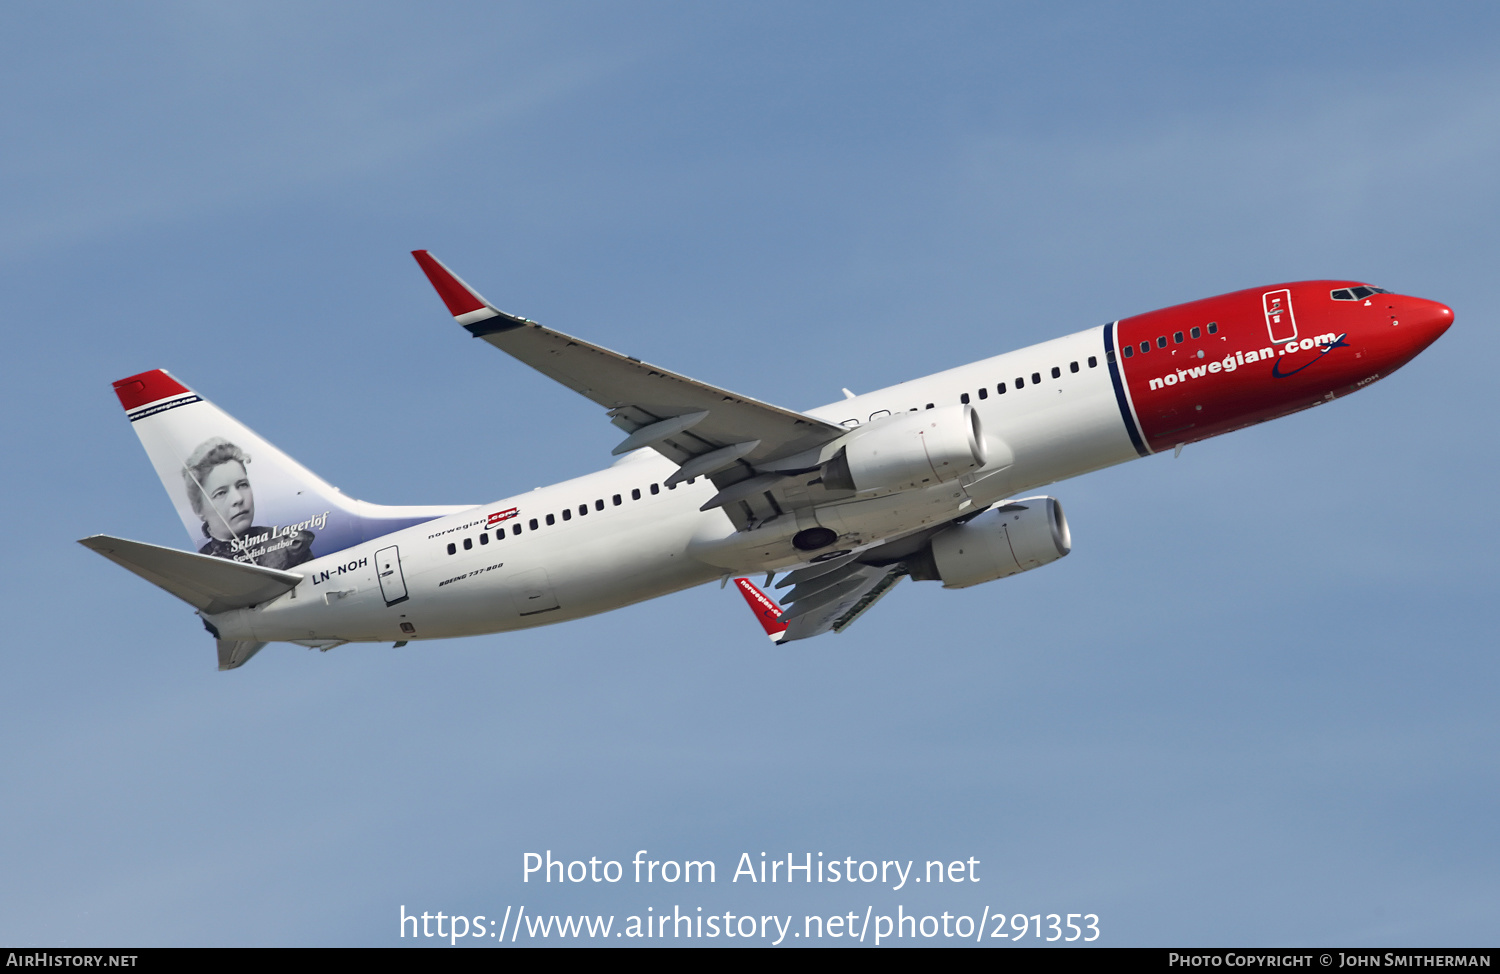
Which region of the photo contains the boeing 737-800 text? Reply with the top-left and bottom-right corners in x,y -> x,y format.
81,253 -> 1452,668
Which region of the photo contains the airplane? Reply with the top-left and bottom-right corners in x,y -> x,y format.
80,254 -> 1453,669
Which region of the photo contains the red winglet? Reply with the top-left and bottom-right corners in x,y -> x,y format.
112,369 -> 191,411
735,578 -> 789,643
411,250 -> 490,319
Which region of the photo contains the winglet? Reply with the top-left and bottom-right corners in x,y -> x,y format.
411,250 -> 489,318
734,577 -> 788,644
411,250 -> 517,331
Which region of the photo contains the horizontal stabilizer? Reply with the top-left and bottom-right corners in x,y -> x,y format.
79,535 -> 302,615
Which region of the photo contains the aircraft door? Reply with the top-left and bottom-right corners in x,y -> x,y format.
1263,289 -> 1298,344
375,545 -> 409,606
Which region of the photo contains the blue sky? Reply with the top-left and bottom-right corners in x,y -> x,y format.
3,2 -> 1497,946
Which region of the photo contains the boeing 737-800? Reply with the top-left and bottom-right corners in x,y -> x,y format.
81,253 -> 1452,669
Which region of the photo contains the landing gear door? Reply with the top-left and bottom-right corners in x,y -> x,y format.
375,545 -> 409,606
1263,289 -> 1297,344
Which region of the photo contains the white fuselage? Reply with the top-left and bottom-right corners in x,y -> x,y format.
211,325 -> 1135,645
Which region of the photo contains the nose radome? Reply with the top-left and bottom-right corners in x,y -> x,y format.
1416,299 -> 1454,345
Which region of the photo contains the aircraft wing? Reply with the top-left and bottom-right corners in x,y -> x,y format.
413,252 -> 846,487
734,563 -> 906,644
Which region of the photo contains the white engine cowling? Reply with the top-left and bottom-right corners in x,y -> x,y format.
927,496 -> 1071,589
823,405 -> 987,493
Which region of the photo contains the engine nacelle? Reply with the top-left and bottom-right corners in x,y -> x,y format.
913,496 -> 1071,589
822,405 -> 987,493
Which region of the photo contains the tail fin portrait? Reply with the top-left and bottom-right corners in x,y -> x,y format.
112,369 -> 462,568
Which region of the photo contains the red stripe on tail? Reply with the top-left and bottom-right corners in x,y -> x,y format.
112,369 -> 190,411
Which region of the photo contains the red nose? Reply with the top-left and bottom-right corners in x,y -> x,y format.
1410,298 -> 1454,352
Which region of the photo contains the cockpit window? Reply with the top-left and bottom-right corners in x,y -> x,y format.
1331,285 -> 1390,300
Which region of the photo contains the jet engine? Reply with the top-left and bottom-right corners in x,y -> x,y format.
908,497 -> 1071,589
821,405 -> 987,493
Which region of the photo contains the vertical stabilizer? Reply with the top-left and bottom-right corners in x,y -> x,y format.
113,370 -> 465,568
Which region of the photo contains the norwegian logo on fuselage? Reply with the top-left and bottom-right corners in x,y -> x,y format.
1146,333 -> 1348,391
486,508 -> 519,528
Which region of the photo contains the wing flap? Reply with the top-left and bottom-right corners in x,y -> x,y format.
781,564 -> 899,641
732,563 -> 907,644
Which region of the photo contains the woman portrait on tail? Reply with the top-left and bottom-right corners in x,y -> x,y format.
182,437 -> 314,569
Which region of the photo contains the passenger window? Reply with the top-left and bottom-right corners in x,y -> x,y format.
563,508 -> 572,521
925,403 -> 934,410
977,387 -> 988,400
1190,326 -> 1201,339
512,524 -> 521,536
650,483 -> 659,495
1123,346 -> 1134,358
1031,372 -> 1041,384
1015,377 -> 1024,389
546,513 -> 555,525
960,392 -> 970,404
529,518 -> 538,531
1156,336 -> 1167,349
667,482 -> 677,490
612,494 -> 622,506
1207,322 -> 1219,334
1069,361 -> 1079,373
447,542 -> 456,555
631,488 -> 641,500
578,504 -> 588,515
1088,355 -> 1098,368
595,499 -> 604,510
480,533 -> 489,544
1140,342 -> 1150,353
1051,366 -> 1061,378
1173,331 -> 1183,343
463,537 -> 472,550
998,383 -> 1006,394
